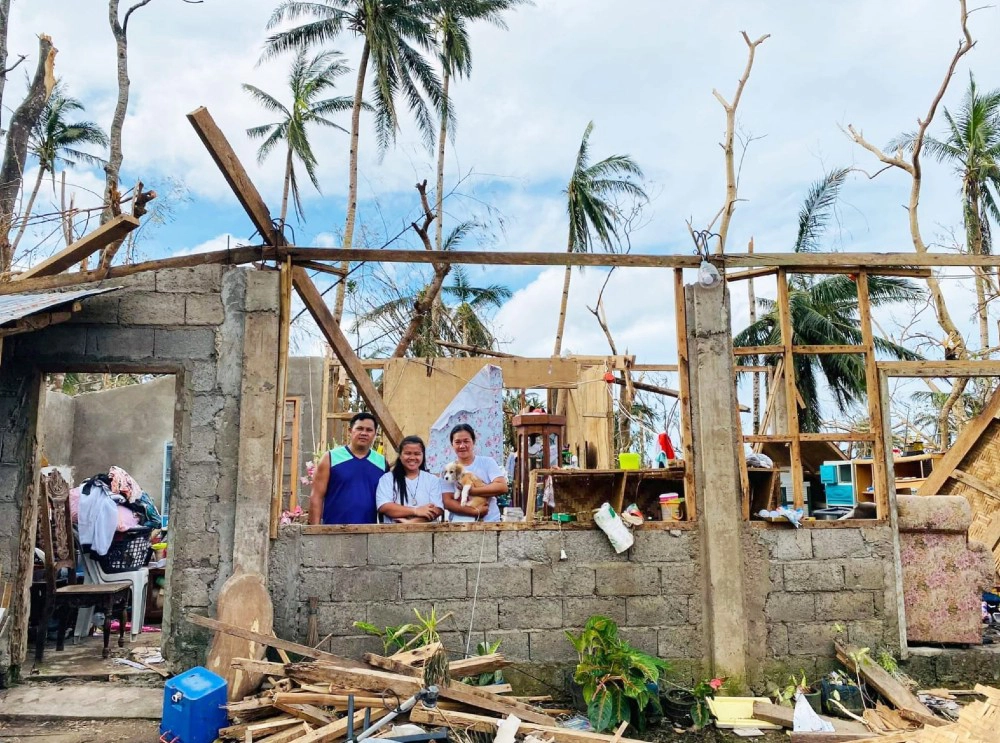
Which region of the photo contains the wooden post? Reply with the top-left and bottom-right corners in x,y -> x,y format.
857,271 -> 889,518
879,370 -> 908,658
270,259 -> 292,539
775,270 -> 804,510
292,268 -> 403,450
673,269 -> 696,519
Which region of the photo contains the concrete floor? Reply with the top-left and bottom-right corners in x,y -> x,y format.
27,635 -> 164,681
0,719 -> 160,743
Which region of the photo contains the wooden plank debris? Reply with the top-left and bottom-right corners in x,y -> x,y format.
408,706 -> 648,743
14,215 -> 140,280
835,642 -> 940,725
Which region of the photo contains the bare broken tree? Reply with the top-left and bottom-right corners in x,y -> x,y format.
0,34 -> 57,275
847,0 -> 975,446
0,0 -> 27,120
711,31 -> 769,255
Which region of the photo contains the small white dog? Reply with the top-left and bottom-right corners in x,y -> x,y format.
441,461 -> 489,510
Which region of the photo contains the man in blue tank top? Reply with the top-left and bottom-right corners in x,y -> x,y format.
308,412 -> 387,525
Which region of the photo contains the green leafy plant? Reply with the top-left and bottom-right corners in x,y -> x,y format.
353,621 -> 416,654
772,672 -> 815,708
463,639 -> 505,687
876,647 -> 899,676
690,677 -> 724,729
565,616 -> 671,733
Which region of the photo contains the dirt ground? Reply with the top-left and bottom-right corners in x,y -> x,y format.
0,719 -> 160,743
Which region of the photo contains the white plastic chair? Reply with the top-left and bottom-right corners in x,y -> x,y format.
74,553 -> 149,642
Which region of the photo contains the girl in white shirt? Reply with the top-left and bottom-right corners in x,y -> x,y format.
376,436 -> 444,523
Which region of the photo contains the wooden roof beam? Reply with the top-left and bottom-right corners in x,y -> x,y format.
283,246 -> 988,270
14,215 -> 140,281
187,106 -> 280,247
0,245 -> 275,295
292,267 -> 403,449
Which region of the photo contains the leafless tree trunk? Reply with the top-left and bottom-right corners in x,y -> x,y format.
434,67 -> 451,252
847,0 -> 975,448
392,180 -> 450,357
333,42 -> 371,325
9,164 -> 46,255
98,0 -> 155,269
0,35 -> 56,274
712,31 -> 769,255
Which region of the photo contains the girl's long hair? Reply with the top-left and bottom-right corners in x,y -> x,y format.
392,435 -> 428,505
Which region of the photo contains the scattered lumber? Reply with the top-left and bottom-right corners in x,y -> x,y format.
408,705 -> 647,743
752,701 -> 794,728
834,642 -> 941,726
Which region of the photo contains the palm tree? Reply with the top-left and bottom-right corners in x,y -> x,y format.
244,48 -> 354,227
888,73 -> 1000,351
552,121 -> 646,357
358,256 -> 510,357
263,0 -> 443,323
11,81 -> 108,254
734,168 -> 925,432
432,0 -> 527,251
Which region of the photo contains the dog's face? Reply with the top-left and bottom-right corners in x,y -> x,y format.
442,461 -> 464,482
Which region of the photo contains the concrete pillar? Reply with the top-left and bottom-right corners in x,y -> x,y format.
685,281 -> 748,680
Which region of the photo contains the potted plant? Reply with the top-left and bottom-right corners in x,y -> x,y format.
661,686 -> 697,726
565,616 -> 671,732
774,673 -> 820,713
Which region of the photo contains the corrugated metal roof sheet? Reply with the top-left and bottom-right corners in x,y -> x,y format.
0,286 -> 120,326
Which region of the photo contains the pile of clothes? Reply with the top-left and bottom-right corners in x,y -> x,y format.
72,465 -> 162,557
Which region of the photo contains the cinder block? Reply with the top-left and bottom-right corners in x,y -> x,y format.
402,567 -> 467,600
119,292 -> 186,325
482,630 -> 529,661
467,566 -> 531,598
179,462 -> 221,501
631,530 -> 696,563
847,619 -> 886,649
15,326 -> 86,357
190,394 -> 225,429
560,529 -> 629,563
187,426 -> 218,463
658,626 -> 702,659
618,627 -> 658,656
498,598 -> 562,630
69,293 -> 120,324
660,562 -> 698,595
156,265 -> 223,293
862,526 -> 893,559
175,530 -> 222,568
765,592 -> 816,622
188,362 -> 217,393
595,565 -> 659,596
309,601 -> 367,637
758,529 -> 812,560
154,328 -> 216,359
786,622 -> 840,655
437,599 -> 500,631
811,529 -> 867,559
529,629 -> 578,662
769,562 -> 784,591
783,563 -> 844,592
626,595 -> 689,626
367,601 -> 425,629
433,531 -> 498,563
302,534 -> 367,567
562,597 -> 626,626
334,567 -> 402,603
325,634 -> 384,658
498,530 -> 561,564
245,270 -> 280,311
767,624 -> 789,658
368,532 -> 433,566
85,327 -> 154,358
185,295 -> 225,325
816,591 -> 874,621
172,567 -> 217,608
532,566 -> 596,597
844,559 -> 885,590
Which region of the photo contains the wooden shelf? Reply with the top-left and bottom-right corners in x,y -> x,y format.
525,466 -> 689,522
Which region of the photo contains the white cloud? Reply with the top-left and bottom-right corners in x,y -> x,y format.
172,233 -> 240,258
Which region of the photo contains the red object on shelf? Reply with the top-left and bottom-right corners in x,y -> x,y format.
604,371 -> 615,383
658,432 -> 676,459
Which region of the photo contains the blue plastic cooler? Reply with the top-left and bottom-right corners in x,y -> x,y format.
160,666 -> 228,743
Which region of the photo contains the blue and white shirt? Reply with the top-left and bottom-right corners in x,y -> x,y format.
321,446 -> 386,525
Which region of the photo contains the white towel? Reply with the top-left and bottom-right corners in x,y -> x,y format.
78,480 -> 119,556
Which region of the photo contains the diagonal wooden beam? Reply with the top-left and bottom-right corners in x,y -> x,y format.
292,267 -> 403,450
187,106 -> 279,247
14,215 -> 140,280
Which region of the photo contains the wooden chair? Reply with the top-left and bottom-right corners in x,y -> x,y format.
34,470 -> 130,660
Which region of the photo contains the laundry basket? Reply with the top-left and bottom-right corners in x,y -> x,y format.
98,527 -> 152,573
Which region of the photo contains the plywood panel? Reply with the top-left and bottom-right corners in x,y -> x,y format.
564,365 -> 614,469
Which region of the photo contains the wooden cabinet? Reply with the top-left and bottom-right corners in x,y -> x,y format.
853,453 -> 942,502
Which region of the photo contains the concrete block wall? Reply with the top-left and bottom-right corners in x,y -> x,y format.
270,526 -> 704,685
0,265 -> 280,671
742,524 -> 901,682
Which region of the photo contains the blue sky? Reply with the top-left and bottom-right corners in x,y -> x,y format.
8,0 -> 1000,436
